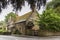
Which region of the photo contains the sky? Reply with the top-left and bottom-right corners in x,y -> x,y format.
0,0 -> 52,21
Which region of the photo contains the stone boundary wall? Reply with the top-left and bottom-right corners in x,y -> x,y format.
38,31 -> 60,36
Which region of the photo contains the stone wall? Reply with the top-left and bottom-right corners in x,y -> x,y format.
15,21 -> 26,35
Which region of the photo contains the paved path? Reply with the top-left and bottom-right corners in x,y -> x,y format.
0,35 -> 60,40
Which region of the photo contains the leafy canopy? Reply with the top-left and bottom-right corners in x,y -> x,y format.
46,0 -> 60,13
0,0 -> 46,12
46,0 -> 60,9
5,12 -> 16,22
38,9 -> 60,32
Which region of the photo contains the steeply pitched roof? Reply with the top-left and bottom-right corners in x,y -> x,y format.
15,11 -> 40,30
15,11 -> 32,23
15,11 -> 39,23
19,12 -> 32,20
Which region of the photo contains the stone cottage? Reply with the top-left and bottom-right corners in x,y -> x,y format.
15,11 -> 40,36
7,11 -> 40,36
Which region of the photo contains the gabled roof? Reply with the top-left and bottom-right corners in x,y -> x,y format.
15,11 -> 39,23
19,12 -> 32,20
15,11 -> 32,23
15,11 -> 40,30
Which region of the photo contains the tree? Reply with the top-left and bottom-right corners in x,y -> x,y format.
46,0 -> 60,13
0,21 -> 7,32
46,0 -> 60,9
5,12 -> 16,22
0,0 -> 46,12
38,9 -> 60,32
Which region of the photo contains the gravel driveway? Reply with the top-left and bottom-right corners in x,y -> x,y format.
0,35 -> 60,40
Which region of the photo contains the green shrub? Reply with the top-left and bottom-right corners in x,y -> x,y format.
38,9 -> 60,32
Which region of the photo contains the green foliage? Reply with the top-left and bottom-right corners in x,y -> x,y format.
46,0 -> 60,9
0,0 -> 46,12
0,21 -> 7,33
54,7 -> 60,13
46,0 -> 60,16
38,9 -> 60,32
5,12 -> 16,22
